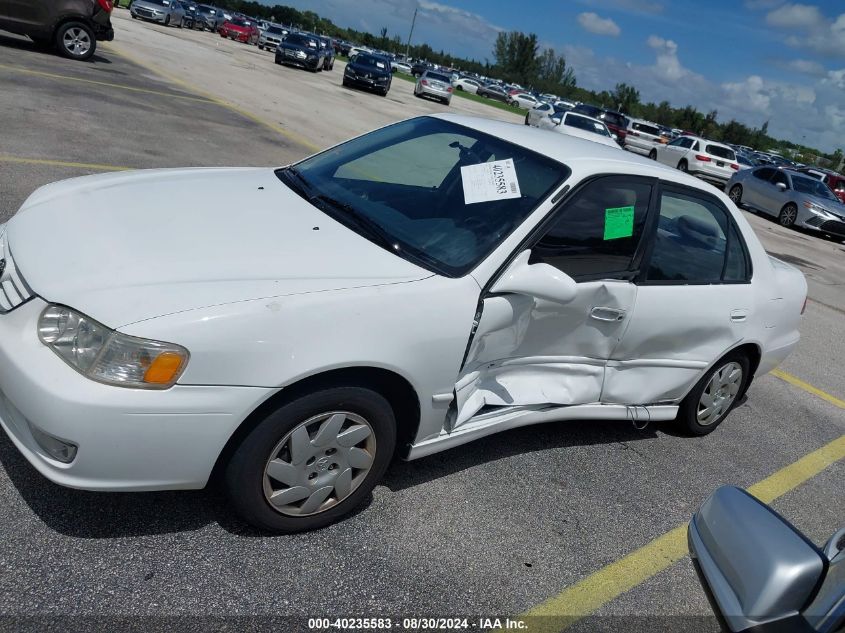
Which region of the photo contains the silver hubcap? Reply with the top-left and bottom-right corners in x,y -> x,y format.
262,411 -> 376,516
781,206 -> 797,225
63,28 -> 91,56
729,187 -> 741,202
697,362 -> 743,426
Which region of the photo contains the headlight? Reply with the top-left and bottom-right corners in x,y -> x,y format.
295,50 -> 307,59
803,201 -> 835,218
38,305 -> 189,389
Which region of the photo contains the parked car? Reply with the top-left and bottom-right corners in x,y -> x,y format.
690,486 -> 845,633
735,153 -> 758,170
0,0 -> 114,60
130,0 -> 185,27
194,4 -> 223,31
509,93 -> 541,109
218,18 -> 258,44
275,32 -> 324,72
257,24 -> 287,51
391,61 -> 412,74
453,77 -> 481,94
476,83 -> 509,102
178,1 -> 197,28
571,103 -> 604,119
525,102 -> 569,128
652,136 -> 739,186
727,167 -> 845,238
410,61 -> 430,77
798,168 -> 845,204
597,110 -> 628,145
318,37 -> 335,70
414,70 -> 453,105
551,111 -> 620,148
623,118 -> 667,156
0,114 -> 805,532
343,52 -> 392,95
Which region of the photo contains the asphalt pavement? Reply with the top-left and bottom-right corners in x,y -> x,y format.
0,16 -> 843,633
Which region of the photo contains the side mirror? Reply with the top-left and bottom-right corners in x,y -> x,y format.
490,250 -> 577,304
689,486 -> 827,633
776,182 -> 788,190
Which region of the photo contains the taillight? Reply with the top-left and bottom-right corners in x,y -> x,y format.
96,0 -> 113,11
695,154 -> 711,162
730,163 -> 739,170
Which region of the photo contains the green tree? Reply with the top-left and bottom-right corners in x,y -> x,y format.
493,31 -> 540,84
611,83 -> 640,114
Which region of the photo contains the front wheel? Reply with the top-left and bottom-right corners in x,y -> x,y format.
56,21 -> 96,60
677,353 -> 749,436
224,387 -> 396,532
779,203 -> 797,227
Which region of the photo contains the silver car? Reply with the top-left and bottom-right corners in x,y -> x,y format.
414,70 -> 453,105
258,24 -> 288,51
130,0 -> 185,26
727,166 -> 845,238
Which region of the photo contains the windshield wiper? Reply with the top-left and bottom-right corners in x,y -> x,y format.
310,194 -> 399,253
280,167 -> 313,199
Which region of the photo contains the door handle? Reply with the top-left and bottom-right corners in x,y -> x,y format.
730,309 -> 748,323
590,307 -> 627,322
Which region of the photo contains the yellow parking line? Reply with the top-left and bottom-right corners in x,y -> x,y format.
0,62 -> 215,104
771,368 -> 845,409
102,43 -> 322,152
519,373 -> 845,633
0,155 -> 131,171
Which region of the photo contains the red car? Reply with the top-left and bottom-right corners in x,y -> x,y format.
219,18 -> 259,44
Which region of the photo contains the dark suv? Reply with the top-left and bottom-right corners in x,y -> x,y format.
0,0 -> 114,61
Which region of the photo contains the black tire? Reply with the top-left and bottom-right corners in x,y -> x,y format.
678,159 -> 688,172
779,203 -> 798,227
524,113 -> 529,125
164,14 -> 170,26
677,351 -> 750,436
728,185 -> 743,205
456,85 -> 463,91
648,149 -> 657,160
55,21 -> 97,61
275,55 -> 281,65
342,77 -> 350,87
224,387 -> 396,533
381,89 -> 389,97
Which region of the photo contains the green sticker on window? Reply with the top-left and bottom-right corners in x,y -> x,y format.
604,206 -> 635,240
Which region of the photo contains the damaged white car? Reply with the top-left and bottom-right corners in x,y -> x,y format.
0,114 -> 806,532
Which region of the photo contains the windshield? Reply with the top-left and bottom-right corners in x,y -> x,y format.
601,112 -> 625,127
286,34 -> 317,48
266,26 -> 284,35
792,175 -> 838,200
231,18 -> 249,26
278,117 -> 569,277
354,55 -> 389,70
565,114 -> 611,136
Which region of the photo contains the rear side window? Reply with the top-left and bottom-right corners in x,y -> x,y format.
706,145 -> 736,160
645,188 -> 749,283
753,167 -> 776,181
529,177 -> 652,279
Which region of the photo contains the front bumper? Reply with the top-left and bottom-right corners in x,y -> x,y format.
345,73 -> 389,91
278,50 -> 320,69
0,299 -> 272,491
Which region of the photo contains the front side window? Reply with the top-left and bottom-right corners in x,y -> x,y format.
529,177 -> 652,279
753,167 -> 776,181
282,117 -> 569,277
645,188 -> 748,283
771,171 -> 789,188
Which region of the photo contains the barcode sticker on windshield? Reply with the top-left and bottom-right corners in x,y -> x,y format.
461,159 -> 521,204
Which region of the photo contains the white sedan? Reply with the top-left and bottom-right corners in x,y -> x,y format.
549,111 -> 621,148
509,93 -> 540,109
452,77 -> 482,94
0,114 -> 805,532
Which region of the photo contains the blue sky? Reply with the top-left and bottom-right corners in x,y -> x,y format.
275,0 -> 845,152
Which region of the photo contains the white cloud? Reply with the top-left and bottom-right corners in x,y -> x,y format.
765,3 -> 845,57
581,0 -> 663,14
784,58 -> 825,75
577,12 -> 621,36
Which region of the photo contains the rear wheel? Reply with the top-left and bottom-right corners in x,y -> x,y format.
224,387 -> 396,533
779,203 -> 798,227
677,352 -> 749,436
56,21 -> 96,61
728,185 -> 743,205
678,159 -> 688,172
648,149 -> 657,160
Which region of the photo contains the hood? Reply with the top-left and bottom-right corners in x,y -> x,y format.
803,194 -> 845,219
223,22 -> 250,32
8,168 -> 430,328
